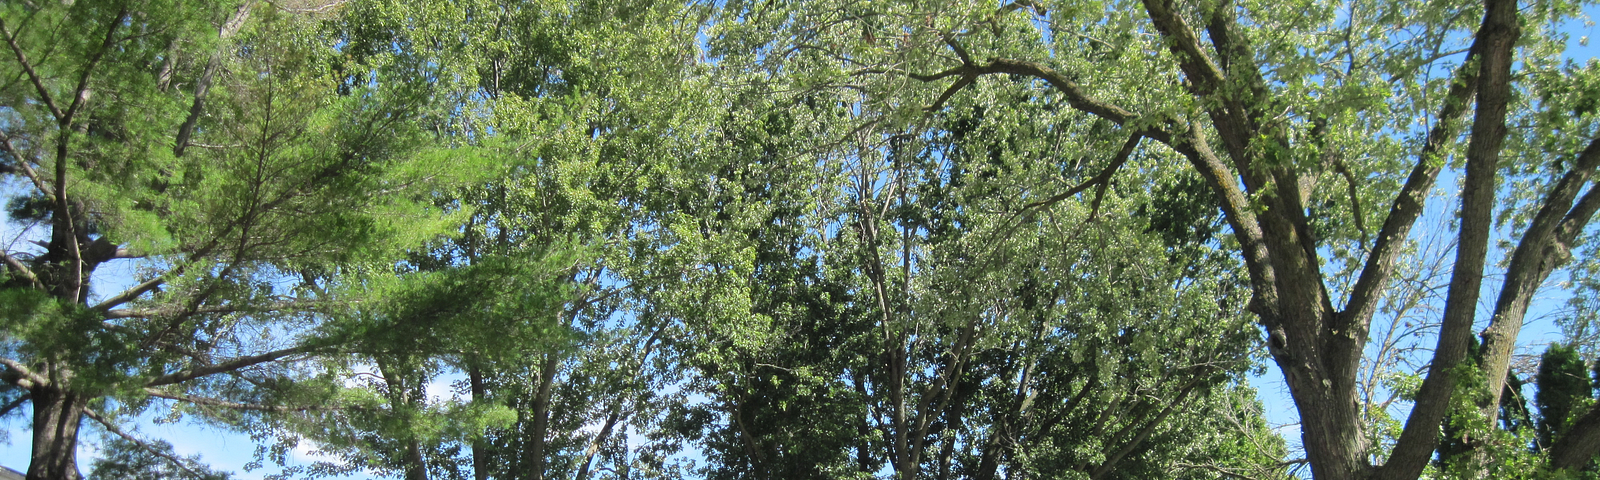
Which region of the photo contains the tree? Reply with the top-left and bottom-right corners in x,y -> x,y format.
0,2 -> 459,478
662,19 -> 1288,479
270,2 -> 723,479
1536,343 -> 1589,452
701,0 -> 1600,477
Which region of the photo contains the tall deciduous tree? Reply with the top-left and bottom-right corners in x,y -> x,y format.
703,0 -> 1600,477
665,16 -> 1288,479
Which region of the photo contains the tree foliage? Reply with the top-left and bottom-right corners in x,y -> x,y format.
7,0 -> 1600,479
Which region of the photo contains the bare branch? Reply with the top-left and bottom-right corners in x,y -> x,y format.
1170,462 -> 1264,480
92,275 -> 169,312
905,66 -> 966,83
0,394 -> 29,417
1023,134 -> 1142,212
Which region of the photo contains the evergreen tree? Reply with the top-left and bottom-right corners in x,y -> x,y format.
1536,344 -> 1590,451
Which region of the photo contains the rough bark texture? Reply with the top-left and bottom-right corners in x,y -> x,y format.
28,385 -> 87,480
1478,139 -> 1600,429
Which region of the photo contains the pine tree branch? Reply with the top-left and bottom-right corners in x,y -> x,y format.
0,394 -> 29,417
83,409 -> 210,479
0,128 -> 52,198
144,389 -> 342,412
0,16 -> 64,121
0,358 -> 47,389
93,276 -> 169,312
1,250 -> 41,290
146,344 -> 316,387
105,300 -> 324,319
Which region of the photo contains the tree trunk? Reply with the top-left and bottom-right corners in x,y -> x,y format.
470,363 -> 488,480
28,385 -> 87,480
524,352 -> 559,480
403,439 -> 429,480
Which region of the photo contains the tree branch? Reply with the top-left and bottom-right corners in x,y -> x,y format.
1140,0 -> 1227,95
144,389 -> 342,412
1337,39 -> 1482,342
1475,137 -> 1600,426
92,275 -> 169,312
105,300 -> 324,319
0,127 -> 52,198
174,1 -> 255,157
0,358 -> 47,389
1,250 -> 42,290
83,409 -> 210,479
1022,134 -> 1142,212
146,344 -> 315,387
1091,382 -> 1200,479
0,16 -> 64,121
1330,157 -> 1370,248
1378,0 -> 1520,475
0,394 -> 30,417
1547,402 -> 1600,470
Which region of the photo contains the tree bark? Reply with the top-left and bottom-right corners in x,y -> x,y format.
1477,139 -> 1600,429
28,384 -> 87,480
524,351 -> 560,480
1547,403 -> 1600,470
470,363 -> 488,480
173,0 -> 254,158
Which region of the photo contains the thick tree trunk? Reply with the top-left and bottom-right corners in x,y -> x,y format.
28,386 -> 87,480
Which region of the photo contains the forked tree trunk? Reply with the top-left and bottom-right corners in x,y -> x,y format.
28,385 -> 87,480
